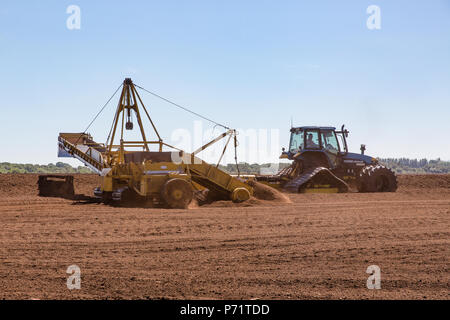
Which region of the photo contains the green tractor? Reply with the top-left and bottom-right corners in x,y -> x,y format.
256,125 -> 397,193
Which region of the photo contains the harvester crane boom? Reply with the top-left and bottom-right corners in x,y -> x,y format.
135,83 -> 241,174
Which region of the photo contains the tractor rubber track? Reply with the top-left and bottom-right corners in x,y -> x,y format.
283,167 -> 349,193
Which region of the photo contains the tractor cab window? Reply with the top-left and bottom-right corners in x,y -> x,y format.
289,130 -> 304,153
305,130 -> 320,149
321,131 -> 340,154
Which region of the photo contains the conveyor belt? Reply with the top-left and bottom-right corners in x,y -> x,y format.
57,135 -> 104,174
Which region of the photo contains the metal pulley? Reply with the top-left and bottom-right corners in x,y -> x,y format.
125,108 -> 133,130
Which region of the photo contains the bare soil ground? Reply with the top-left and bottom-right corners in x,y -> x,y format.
0,174 -> 448,300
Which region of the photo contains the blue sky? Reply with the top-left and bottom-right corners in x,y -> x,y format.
0,0 -> 449,165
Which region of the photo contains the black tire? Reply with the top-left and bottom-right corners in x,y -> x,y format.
161,179 -> 193,209
357,165 -> 397,192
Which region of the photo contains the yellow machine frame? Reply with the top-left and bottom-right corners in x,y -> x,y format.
58,78 -> 253,208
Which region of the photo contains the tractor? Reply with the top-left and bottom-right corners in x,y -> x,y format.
256,125 -> 397,193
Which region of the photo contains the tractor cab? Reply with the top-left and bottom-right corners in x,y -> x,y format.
281,126 -> 350,169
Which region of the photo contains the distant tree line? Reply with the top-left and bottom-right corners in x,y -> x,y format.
0,162 -> 91,174
218,163 -> 291,174
1,158 -> 449,174
378,158 -> 450,174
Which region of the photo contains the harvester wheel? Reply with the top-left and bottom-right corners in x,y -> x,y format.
161,179 -> 193,209
231,187 -> 251,203
357,165 -> 397,192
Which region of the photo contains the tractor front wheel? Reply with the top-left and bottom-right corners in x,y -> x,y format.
357,165 -> 398,192
161,178 -> 193,209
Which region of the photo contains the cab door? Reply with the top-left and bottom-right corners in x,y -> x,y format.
320,131 -> 341,168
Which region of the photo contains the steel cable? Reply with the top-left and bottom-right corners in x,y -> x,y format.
134,84 -> 230,130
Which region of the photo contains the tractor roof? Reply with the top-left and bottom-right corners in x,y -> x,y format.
290,126 -> 336,132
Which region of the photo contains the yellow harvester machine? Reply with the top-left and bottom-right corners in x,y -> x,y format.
44,78 -> 253,208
